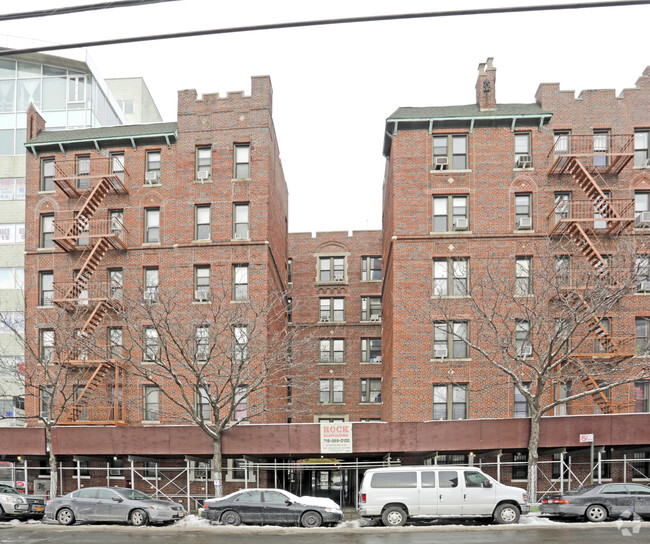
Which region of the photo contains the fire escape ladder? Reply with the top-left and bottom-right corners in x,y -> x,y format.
64,180 -> 111,240
81,299 -> 115,336
564,222 -> 614,284
61,238 -> 111,302
65,363 -> 111,422
573,361 -> 615,414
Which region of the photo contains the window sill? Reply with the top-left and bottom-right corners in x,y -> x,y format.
632,477 -> 650,481
316,280 -> 348,286
634,228 -> 650,233
514,294 -> 535,299
232,177 -> 251,182
513,229 -> 535,234
192,300 -> 211,304
431,295 -> 470,300
194,178 -> 213,184
361,279 -> 382,283
360,320 -> 382,324
37,305 -> 54,309
359,402 -> 382,405
430,358 -> 472,362
318,402 -> 346,406
510,479 -> 528,483
142,242 -> 161,246
318,361 -> 346,365
143,182 -> 162,187
318,320 -> 345,325
430,169 -> 471,174
513,167 -> 535,172
142,420 -> 160,424
37,247 -> 55,252
231,237 -> 251,242
430,231 -> 473,236
38,190 -> 56,195
231,299 -> 249,304
73,475 -> 91,479
192,239 -> 212,244
360,361 -> 382,365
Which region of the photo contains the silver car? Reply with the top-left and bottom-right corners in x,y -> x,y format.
0,484 -> 45,520
44,486 -> 186,526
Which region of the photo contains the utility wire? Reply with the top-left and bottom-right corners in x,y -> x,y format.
0,0 -> 648,57
0,0 -> 182,22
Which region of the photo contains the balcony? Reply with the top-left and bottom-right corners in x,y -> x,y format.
547,198 -> 636,236
548,134 -> 634,176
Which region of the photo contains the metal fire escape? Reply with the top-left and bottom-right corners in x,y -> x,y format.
51,159 -> 129,425
547,134 -> 637,413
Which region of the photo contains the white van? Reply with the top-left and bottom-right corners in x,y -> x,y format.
357,465 -> 529,526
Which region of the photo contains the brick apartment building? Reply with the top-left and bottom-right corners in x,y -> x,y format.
2,61 -> 650,505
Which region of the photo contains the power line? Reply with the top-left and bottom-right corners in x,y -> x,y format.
0,0 -> 182,22
0,0 -> 648,57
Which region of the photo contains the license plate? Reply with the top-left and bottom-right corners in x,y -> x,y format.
33,506 -> 43,511
178,513 -> 185,518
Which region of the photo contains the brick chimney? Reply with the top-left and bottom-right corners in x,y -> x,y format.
476,58 -> 497,111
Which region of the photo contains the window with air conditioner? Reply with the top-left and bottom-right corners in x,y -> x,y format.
318,256 -> 346,283
196,146 -> 211,180
514,133 -> 532,168
194,265 -> 210,301
361,296 -> 381,321
636,192 -> 650,228
361,338 -> 381,363
515,194 -> 532,230
319,298 -> 344,322
432,134 -> 468,171
433,195 -> 468,233
145,151 -> 161,184
434,321 -> 468,359
636,256 -> 650,293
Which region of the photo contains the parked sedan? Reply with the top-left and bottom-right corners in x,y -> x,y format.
0,484 -> 45,520
540,482 -> 650,521
202,488 -> 343,527
45,487 -> 186,526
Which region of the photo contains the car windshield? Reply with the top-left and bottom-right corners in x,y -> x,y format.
0,485 -> 20,494
115,488 -> 154,501
564,484 -> 601,495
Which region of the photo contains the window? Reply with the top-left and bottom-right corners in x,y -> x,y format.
143,385 -> 160,421
194,265 -> 210,301
635,130 -> 650,167
637,256 -> 649,292
40,214 -> 54,248
195,205 -> 210,241
196,146 -> 211,179
631,452 -> 650,479
515,320 -> 532,357
433,258 -> 468,296
40,329 -> 54,363
109,209 -> 124,241
145,150 -> 161,183
40,158 -> 55,191
635,381 -> 649,413
554,381 -> 572,416
514,132 -> 532,168
594,190 -> 611,230
554,192 -> 571,224
636,317 -> 649,356
0,178 -> 25,201
554,131 -> 570,156
233,265 -> 249,301
319,298 -> 344,322
109,268 -> 123,301
195,325 -> 209,362
371,472 -> 417,488
319,339 -> 344,363
433,384 -> 467,420
555,255 -> 571,287
514,383 -> 529,418
433,195 -> 468,232
287,297 -> 292,323
68,74 -> 85,103
360,378 -> 381,403
593,130 -> 610,167
319,256 -> 345,282
144,208 -> 160,243
143,327 -> 158,362
594,317 -> 611,353
432,134 -> 468,170
515,257 -> 532,296
108,459 -> 124,478
233,325 -> 248,362
433,321 -> 468,359
319,379 -> 344,403
40,386 -> 52,420
234,144 -> 250,178
144,267 -> 159,303
233,203 -> 249,239
287,258 -> 293,284
118,99 -> 134,115
110,152 -> 124,183
0,267 -> 23,290
512,452 -> 528,480
0,312 -> 23,334
234,385 -> 248,421
515,193 -> 532,230
361,256 -> 382,281
636,191 -> 650,227
227,458 -> 255,481
361,338 -> 381,363
361,296 -> 381,321
108,327 -> 122,360
196,386 -> 210,420
39,271 -> 53,306
76,154 -> 90,189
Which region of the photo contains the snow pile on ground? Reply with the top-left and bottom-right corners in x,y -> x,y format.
173,514 -> 210,528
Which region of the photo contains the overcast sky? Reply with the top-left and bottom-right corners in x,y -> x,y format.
5,0 -> 650,234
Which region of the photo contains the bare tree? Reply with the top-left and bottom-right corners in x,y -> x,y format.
114,280 -> 313,497
429,235 -> 650,500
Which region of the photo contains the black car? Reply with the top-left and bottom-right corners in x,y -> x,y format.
540,482 -> 650,521
201,488 -> 343,527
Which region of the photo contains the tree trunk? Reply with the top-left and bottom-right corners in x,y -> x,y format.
526,409 -> 541,503
212,433 -> 223,498
46,426 -> 58,498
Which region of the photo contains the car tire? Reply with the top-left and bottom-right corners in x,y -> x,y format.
221,510 -> 241,526
381,505 -> 407,527
585,504 -> 608,522
56,507 -> 76,526
130,508 -> 149,527
300,511 -> 322,528
493,503 -> 520,524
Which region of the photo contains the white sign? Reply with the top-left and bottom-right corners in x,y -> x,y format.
320,422 -> 353,454
580,433 -> 594,443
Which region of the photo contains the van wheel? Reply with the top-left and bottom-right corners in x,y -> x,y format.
493,503 -> 520,524
382,506 -> 407,527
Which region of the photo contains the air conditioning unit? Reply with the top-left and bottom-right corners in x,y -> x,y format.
195,289 -> 210,301
373,356 -> 382,363
518,217 -> 533,230
454,217 -> 469,230
434,347 -> 448,358
516,155 -> 532,168
145,171 -> 159,184
519,346 -> 533,357
433,157 -> 448,170
319,316 -> 331,323
635,211 -> 650,227
334,277 -> 345,282
638,280 -> 650,293
197,170 -> 210,181
370,314 -> 381,322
